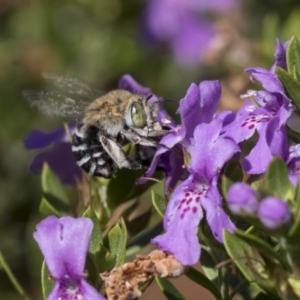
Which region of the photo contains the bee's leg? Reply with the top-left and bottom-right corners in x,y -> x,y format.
130,126 -> 169,138
121,129 -> 158,147
99,135 -> 141,170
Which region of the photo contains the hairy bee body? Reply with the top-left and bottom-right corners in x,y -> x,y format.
71,89 -> 167,178
24,74 -> 168,178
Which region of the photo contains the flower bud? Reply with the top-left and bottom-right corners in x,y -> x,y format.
227,183 -> 258,214
258,197 -> 291,229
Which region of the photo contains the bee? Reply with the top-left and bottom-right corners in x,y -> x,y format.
23,73 -> 169,178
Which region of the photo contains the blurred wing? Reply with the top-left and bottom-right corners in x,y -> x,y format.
23,89 -> 90,118
41,73 -> 101,99
23,73 -> 102,119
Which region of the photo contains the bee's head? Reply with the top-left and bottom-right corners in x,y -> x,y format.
126,94 -> 162,132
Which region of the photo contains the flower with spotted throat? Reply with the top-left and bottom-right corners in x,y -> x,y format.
147,80 -> 238,265
33,216 -> 105,300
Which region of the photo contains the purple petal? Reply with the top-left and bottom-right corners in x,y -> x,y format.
201,182 -> 235,243
190,119 -> 239,181
30,142 -> 82,185
243,119 -> 287,174
245,68 -> 284,94
80,279 -> 106,300
138,129 -> 183,184
258,197 -> 291,229
33,216 -> 93,279
179,80 -> 221,141
270,39 -> 288,72
118,74 -> 151,95
24,127 -> 66,149
152,176 -> 203,265
227,183 -> 258,214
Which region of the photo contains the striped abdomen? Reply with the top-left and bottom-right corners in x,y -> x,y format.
72,126 -> 116,178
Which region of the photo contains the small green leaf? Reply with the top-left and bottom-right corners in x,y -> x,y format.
276,67 -> 300,111
221,176 -> 233,198
41,261 -> 54,299
94,245 -> 115,273
0,251 -> 30,300
39,197 -> 61,217
42,163 -> 68,203
104,218 -> 127,267
265,157 -> 294,201
155,276 -> 185,300
288,175 -> 300,240
223,230 -> 262,285
41,164 -> 70,213
107,169 -> 139,208
287,36 -> 300,81
223,158 -> 243,183
82,206 -> 102,254
235,230 -> 291,271
151,190 -> 166,217
185,267 -> 221,299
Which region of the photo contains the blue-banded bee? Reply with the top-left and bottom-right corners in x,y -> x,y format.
23,74 -> 169,178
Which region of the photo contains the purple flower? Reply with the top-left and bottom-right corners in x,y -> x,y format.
222,86 -> 293,175
149,81 -> 238,266
258,197 -> 292,229
227,183 -> 259,214
24,125 -> 82,185
33,216 -> 105,300
144,0 -> 236,67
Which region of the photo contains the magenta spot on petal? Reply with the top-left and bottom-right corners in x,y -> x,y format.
178,205 -> 182,210
250,116 -> 256,120
192,207 -> 197,213
248,124 -> 255,130
187,198 -> 192,204
241,122 -> 247,127
185,193 -> 190,197
180,213 -> 184,219
181,199 -> 187,203
195,197 -> 200,202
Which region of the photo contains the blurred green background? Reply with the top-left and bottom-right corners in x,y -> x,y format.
1,0 -> 300,298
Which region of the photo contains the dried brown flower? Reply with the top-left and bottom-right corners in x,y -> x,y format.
100,250 -> 184,300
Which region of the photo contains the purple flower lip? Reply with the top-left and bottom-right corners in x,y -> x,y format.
33,216 -> 106,300
258,197 -> 292,229
149,80 -> 237,266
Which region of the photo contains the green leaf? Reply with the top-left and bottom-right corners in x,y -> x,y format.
221,176 -> 233,198
104,218 -> 127,267
223,158 -> 243,183
0,251 -> 30,300
94,244 -> 115,273
151,190 -> 166,217
288,175 -> 300,240
223,230 -> 262,286
39,197 -> 61,217
265,157 -> 294,201
41,260 -> 54,299
107,168 -> 139,208
82,206 -> 102,254
276,67 -> 300,111
185,267 -> 221,299
235,230 -> 291,271
287,36 -> 300,81
155,276 -> 185,300
41,163 -> 70,213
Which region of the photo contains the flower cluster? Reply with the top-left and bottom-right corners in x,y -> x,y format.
143,0 -> 237,67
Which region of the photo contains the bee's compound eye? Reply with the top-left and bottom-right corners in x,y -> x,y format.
131,102 -> 147,128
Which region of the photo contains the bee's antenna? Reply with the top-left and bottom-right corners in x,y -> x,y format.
163,99 -> 178,104
146,94 -> 153,105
